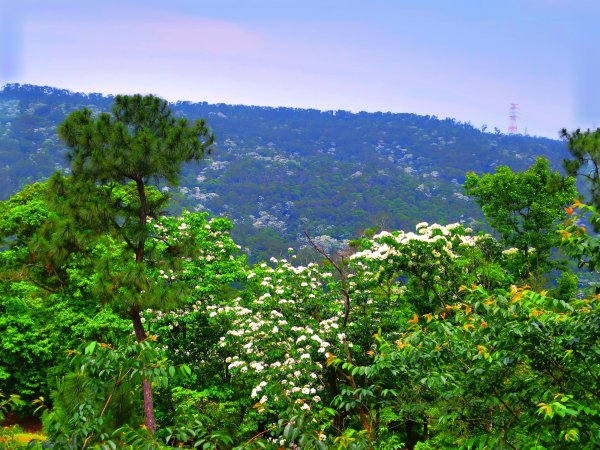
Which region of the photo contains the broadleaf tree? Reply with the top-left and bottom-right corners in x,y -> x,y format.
464,157 -> 577,283
55,94 -> 215,432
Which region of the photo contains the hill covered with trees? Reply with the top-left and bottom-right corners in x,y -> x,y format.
1,92 -> 598,449
0,84 -> 571,260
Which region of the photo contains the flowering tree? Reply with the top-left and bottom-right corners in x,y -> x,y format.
202,222 -> 512,448
40,211 -> 247,448
142,213 -> 249,437
330,206 -> 599,449
208,257 -> 338,445
350,222 -> 508,312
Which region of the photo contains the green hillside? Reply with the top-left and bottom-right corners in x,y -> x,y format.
0,84 -> 570,260
1,90 -> 597,449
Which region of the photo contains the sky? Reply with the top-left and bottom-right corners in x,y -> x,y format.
1,0 -> 599,138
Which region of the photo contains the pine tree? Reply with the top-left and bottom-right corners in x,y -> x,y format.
57,94 -> 214,432
561,127 -> 600,228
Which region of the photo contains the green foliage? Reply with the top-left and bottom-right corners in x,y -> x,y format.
464,157 -> 577,282
551,270 -> 579,301
2,89 -> 599,448
50,94 -> 216,432
559,201 -> 600,271
0,391 -> 25,422
43,337 -> 190,449
0,181 -> 135,405
0,182 -> 50,246
561,127 -> 600,220
558,201 -> 600,297
355,284 -> 599,448
58,94 -> 214,186
0,289 -> 53,401
0,84 -> 572,261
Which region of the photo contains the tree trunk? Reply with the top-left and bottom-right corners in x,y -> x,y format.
132,179 -> 156,432
405,418 -> 420,450
132,310 -> 156,433
327,367 -> 344,433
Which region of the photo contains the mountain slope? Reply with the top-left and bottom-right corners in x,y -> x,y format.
0,84 -> 570,260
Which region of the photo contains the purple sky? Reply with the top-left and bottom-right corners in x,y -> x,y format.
1,0 -> 599,138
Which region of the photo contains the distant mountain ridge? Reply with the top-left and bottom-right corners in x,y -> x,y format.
0,84 -> 570,260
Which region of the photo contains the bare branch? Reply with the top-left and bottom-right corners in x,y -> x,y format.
304,230 -> 351,328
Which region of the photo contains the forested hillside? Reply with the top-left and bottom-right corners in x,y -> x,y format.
1,91 -> 598,449
0,84 -> 570,259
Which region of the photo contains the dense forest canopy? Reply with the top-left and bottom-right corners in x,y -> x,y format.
1,89 -> 598,449
0,84 -> 573,261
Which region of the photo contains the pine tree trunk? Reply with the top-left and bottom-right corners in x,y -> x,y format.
131,178 -> 156,432
132,311 -> 156,433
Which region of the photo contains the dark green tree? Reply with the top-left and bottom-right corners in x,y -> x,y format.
464,157 -> 577,282
561,127 -> 600,227
0,181 -> 134,413
56,94 -> 214,432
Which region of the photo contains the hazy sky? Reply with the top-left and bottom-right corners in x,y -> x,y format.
1,0 -> 599,138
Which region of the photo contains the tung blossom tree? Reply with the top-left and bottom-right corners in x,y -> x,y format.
201,222 -> 512,448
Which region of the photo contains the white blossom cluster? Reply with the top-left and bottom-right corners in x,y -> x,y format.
213,255 -> 344,411
139,212 -> 246,355
351,222 -> 484,262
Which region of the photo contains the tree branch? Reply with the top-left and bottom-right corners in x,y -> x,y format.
304,230 -> 352,328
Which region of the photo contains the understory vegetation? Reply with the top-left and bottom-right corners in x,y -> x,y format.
1,95 -> 599,449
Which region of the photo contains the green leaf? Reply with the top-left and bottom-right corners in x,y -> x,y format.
181,364 -> 192,377
84,341 -> 97,355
